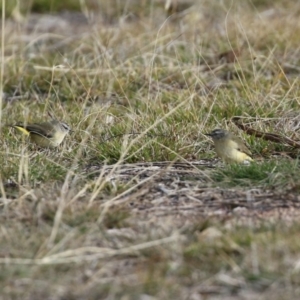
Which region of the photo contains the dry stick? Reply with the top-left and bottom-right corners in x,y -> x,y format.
232,116 -> 300,148
0,233 -> 181,265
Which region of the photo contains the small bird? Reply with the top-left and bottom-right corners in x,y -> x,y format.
205,128 -> 253,164
12,119 -> 71,148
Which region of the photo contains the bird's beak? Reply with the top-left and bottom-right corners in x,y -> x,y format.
204,133 -> 212,136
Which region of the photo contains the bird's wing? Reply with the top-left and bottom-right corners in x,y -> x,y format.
22,124 -> 53,138
233,137 -> 252,157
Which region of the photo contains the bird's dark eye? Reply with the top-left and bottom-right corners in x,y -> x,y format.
61,123 -> 70,131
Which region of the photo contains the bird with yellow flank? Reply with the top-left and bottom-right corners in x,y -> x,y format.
205,129 -> 253,164
12,119 -> 71,148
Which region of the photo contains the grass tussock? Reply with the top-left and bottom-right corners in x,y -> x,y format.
1,0 -> 300,298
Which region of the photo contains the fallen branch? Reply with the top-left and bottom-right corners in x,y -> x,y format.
232,116 -> 300,148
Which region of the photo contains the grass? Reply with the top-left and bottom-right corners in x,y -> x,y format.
212,159 -> 300,187
1,0 -> 300,299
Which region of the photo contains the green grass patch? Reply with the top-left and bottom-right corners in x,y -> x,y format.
212,159 -> 300,188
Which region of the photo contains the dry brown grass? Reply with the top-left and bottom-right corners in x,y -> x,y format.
1,0 -> 300,299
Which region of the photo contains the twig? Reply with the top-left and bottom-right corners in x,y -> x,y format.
232,116 -> 300,148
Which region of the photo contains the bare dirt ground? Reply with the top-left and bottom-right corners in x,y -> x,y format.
86,160 -> 300,221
